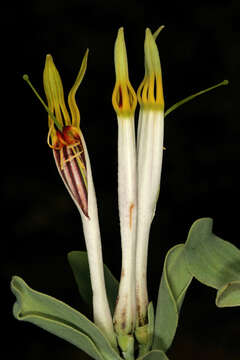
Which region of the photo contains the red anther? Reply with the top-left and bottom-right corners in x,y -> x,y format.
118,86 -> 123,108
52,126 -> 80,150
63,126 -> 80,144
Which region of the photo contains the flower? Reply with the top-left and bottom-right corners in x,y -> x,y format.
23,53 -> 117,348
112,28 -> 137,345
135,27 -> 165,328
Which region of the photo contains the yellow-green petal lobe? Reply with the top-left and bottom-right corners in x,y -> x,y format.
43,54 -> 71,130
137,28 -> 164,110
112,28 -> 137,116
68,49 -> 89,128
114,27 -> 129,83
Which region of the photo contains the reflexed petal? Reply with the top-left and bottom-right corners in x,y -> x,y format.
68,49 -> 89,128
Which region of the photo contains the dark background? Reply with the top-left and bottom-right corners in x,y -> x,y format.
2,0 -> 240,359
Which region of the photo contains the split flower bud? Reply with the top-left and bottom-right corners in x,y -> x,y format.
43,52 -> 89,217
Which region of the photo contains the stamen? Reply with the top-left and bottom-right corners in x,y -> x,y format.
112,81 -> 137,114
57,140 -> 87,192
63,147 -> 83,164
23,74 -> 63,131
118,86 -> 123,108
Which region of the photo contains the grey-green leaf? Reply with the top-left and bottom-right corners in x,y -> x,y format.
138,349 -> 169,360
135,302 -> 155,357
147,302 -> 155,351
216,281 -> 240,307
67,251 -> 92,307
152,244 -> 193,352
11,276 -> 121,360
184,218 -> 240,289
68,251 -> 119,316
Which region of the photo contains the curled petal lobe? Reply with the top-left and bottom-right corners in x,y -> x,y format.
68,49 -> 89,128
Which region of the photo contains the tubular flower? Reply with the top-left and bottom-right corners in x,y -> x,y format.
112,27 -> 137,348
23,52 -> 117,348
136,27 -> 165,328
43,52 -> 117,347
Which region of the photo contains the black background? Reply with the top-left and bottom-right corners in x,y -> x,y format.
2,0 -> 240,359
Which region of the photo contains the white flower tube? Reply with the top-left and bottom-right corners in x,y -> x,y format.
136,27 -> 165,327
112,28 -> 138,340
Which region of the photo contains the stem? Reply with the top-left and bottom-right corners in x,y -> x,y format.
165,80 -> 229,117
23,74 -> 63,131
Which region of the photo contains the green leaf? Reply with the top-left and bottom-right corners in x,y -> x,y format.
216,280 -> 240,307
184,218 -> 240,289
138,349 -> 169,360
67,251 -> 92,306
152,244 -> 193,352
11,276 -> 121,360
67,251 -> 119,316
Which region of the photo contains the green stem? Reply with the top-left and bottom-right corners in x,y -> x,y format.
165,79 -> 229,117
23,74 -> 63,131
